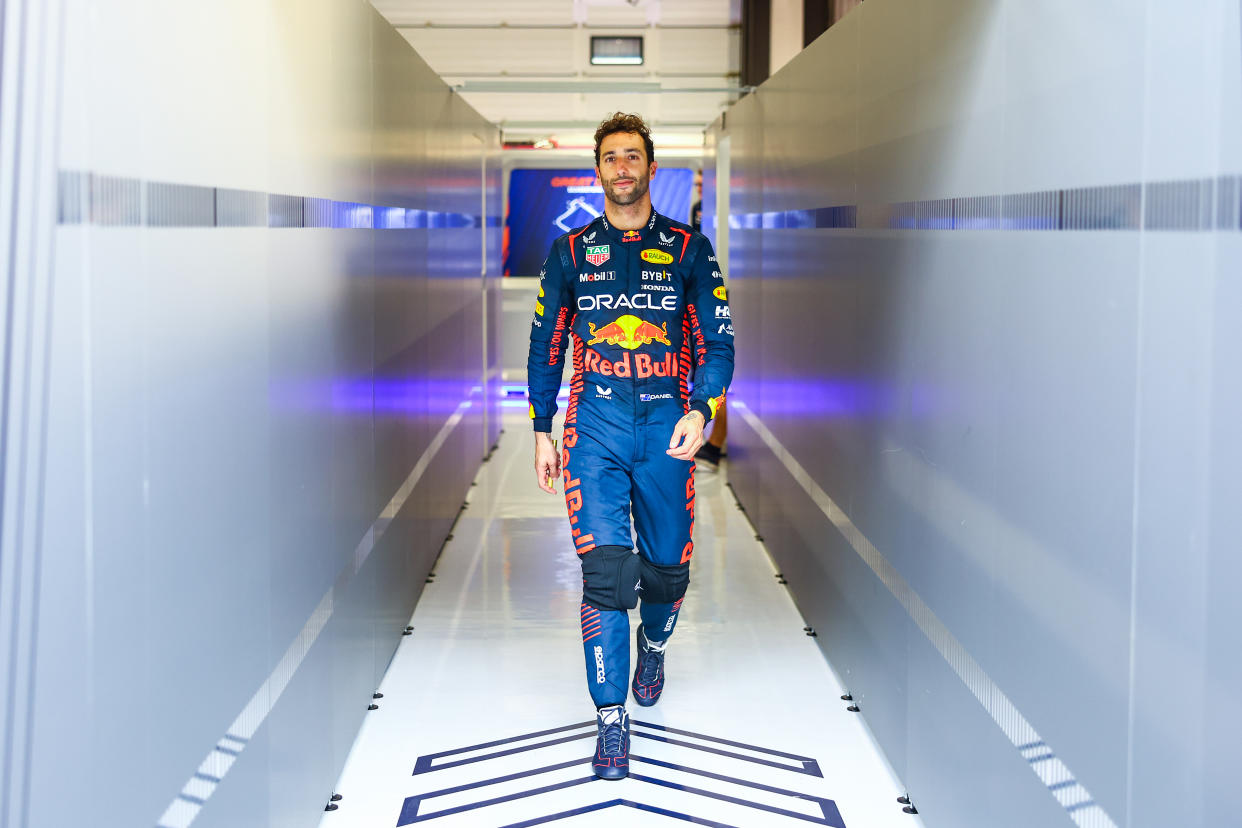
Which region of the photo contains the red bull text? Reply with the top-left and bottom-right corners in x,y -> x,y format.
582,348 -> 680,379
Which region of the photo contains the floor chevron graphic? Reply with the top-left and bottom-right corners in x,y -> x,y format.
398,720 -> 846,827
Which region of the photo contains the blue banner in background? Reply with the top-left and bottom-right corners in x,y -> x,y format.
504,167 -> 693,276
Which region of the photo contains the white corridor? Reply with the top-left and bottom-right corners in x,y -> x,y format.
320,409 -> 923,828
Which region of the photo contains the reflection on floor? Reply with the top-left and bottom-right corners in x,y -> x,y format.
321,410 -> 922,828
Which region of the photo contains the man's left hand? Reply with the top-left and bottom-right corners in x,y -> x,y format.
667,410 -> 706,460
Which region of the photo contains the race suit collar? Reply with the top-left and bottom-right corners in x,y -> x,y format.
600,208 -> 658,244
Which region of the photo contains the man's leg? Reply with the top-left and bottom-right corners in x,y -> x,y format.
629,419 -> 695,705
563,425 -> 637,778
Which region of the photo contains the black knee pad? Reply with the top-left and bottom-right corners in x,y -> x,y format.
640,559 -> 690,604
580,545 -> 642,611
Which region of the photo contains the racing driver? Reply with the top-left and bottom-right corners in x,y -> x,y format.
527,112 -> 734,780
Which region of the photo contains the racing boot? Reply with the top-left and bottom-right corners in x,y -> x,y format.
631,624 -> 668,707
592,704 -> 630,779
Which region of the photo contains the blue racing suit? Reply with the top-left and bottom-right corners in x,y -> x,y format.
527,209 -> 734,707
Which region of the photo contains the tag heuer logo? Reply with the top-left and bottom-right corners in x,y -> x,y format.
585,245 -> 610,266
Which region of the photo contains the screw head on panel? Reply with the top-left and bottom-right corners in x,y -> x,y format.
897,796 -> 909,805
325,803 -> 338,812
841,694 -> 853,701
368,704 -> 379,711
373,693 -> 383,699
331,794 -> 343,802
847,704 -> 860,712
903,806 -> 919,815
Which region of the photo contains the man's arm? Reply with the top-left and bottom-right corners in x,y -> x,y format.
527,241 -> 571,489
668,237 -> 733,460
684,238 -> 734,423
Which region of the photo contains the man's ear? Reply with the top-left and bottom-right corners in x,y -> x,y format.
649,160 -> 658,178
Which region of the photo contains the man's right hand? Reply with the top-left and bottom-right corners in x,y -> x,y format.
534,432 -> 561,494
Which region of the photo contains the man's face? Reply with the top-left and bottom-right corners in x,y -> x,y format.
596,132 -> 656,207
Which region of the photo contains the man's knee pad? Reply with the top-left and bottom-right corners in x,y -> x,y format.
580,545 -> 642,611
640,559 -> 690,604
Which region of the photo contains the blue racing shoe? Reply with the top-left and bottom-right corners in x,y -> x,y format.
592,704 -> 630,779
631,624 -> 667,707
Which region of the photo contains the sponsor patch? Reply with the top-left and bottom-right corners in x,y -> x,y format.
640,393 -> 674,402
708,255 -> 716,262
594,645 -> 606,683
577,293 -> 678,312
622,230 -> 642,243
534,300 -> 545,316
580,270 -> 616,282
642,269 -> 671,281
717,323 -> 734,336
595,384 -> 613,398
584,230 -> 597,242
716,306 -> 731,318
642,284 -> 675,292
587,315 -> 671,350
712,270 -> 723,279
659,231 -> 676,246
585,348 -> 680,379
713,286 -> 727,301
642,249 -> 674,265
585,244 -> 610,266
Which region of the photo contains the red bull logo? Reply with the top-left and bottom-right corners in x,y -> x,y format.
621,230 -> 642,243
586,315 -> 671,350
583,348 -> 680,379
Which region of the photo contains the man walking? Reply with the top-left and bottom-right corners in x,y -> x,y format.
527,112 -> 734,779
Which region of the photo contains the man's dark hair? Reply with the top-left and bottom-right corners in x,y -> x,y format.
594,112 -> 655,167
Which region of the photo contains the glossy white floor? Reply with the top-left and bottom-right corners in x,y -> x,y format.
320,409 -> 923,828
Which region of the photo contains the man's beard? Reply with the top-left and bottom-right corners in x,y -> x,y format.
603,172 -> 649,206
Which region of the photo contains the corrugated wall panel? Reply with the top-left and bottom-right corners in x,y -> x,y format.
21,2 -> 499,827
709,0 -> 1242,826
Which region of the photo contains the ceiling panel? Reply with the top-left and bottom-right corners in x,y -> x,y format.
656,28 -> 737,75
371,0 -> 576,27
371,0 -> 741,137
400,29 -> 580,75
